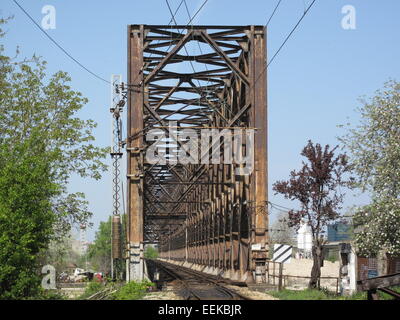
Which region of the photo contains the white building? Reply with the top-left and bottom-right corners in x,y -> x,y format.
297,221 -> 313,258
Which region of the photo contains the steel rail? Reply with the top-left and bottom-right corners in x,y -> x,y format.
153,259 -> 251,300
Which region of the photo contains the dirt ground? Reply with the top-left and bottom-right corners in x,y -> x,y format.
282,258 -> 340,277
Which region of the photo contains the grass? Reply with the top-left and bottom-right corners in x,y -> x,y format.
335,291 -> 367,300
376,286 -> 400,300
270,286 -> 400,300
269,288 -> 367,300
270,289 -> 332,300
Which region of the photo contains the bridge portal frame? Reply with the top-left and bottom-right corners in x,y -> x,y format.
126,24 -> 268,283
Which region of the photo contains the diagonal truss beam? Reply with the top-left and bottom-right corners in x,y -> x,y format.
145,31 -> 194,84
199,31 -> 249,86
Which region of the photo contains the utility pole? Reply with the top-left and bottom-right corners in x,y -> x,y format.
80,224 -> 88,270
110,74 -> 125,280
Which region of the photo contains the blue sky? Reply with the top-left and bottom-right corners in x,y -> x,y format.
1,0 -> 400,240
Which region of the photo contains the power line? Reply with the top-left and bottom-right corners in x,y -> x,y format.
13,0 -> 314,88
183,0 -> 213,89
164,0 -> 213,99
165,0 -> 198,75
159,0 -> 315,105
183,0 -> 192,22
165,0 -> 208,26
269,201 -> 296,212
265,0 -> 283,27
134,0 -> 185,87
165,0 -> 179,25
187,0 -> 209,25
249,0 -> 317,89
267,0 -> 317,67
167,0 -> 185,25
269,201 -> 356,222
12,0 -> 110,84
127,0 -> 209,95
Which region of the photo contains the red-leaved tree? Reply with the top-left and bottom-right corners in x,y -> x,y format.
273,141 -> 351,288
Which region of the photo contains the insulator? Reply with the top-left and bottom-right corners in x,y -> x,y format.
118,99 -> 125,108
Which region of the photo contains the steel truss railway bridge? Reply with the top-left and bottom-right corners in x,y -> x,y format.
126,24 -> 268,283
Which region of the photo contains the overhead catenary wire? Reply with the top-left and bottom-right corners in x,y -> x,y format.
155,0 -> 317,105
186,0 -> 209,25
269,201 -> 297,212
159,0 -> 318,117
268,201 -> 356,225
12,0 -> 111,84
13,0 -> 202,88
183,0 -> 214,89
164,0 -> 225,122
226,0 -> 318,119
167,0 -> 186,25
267,0 -> 317,68
176,0 -> 235,121
13,0 -> 315,88
146,0 -> 185,62
265,0 -> 284,27
165,0 -> 197,76
128,0 -> 210,88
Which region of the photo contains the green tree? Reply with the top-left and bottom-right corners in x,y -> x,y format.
144,246 -> 159,259
88,215 -> 126,274
0,135 -> 58,298
87,218 -> 112,273
0,18 -> 107,298
0,21 -> 107,240
340,80 -> 400,256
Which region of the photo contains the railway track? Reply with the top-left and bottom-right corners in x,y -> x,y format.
150,260 -> 251,300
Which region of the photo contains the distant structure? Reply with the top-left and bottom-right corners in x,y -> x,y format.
297,221 -> 312,258
327,222 -> 352,242
79,225 -> 89,255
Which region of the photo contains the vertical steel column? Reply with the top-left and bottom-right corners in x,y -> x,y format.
127,25 -> 144,281
250,26 -> 268,283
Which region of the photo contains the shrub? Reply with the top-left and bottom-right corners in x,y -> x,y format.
112,281 -> 155,300
25,289 -> 65,300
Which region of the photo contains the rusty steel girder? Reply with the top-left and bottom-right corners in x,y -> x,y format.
127,25 -> 268,283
